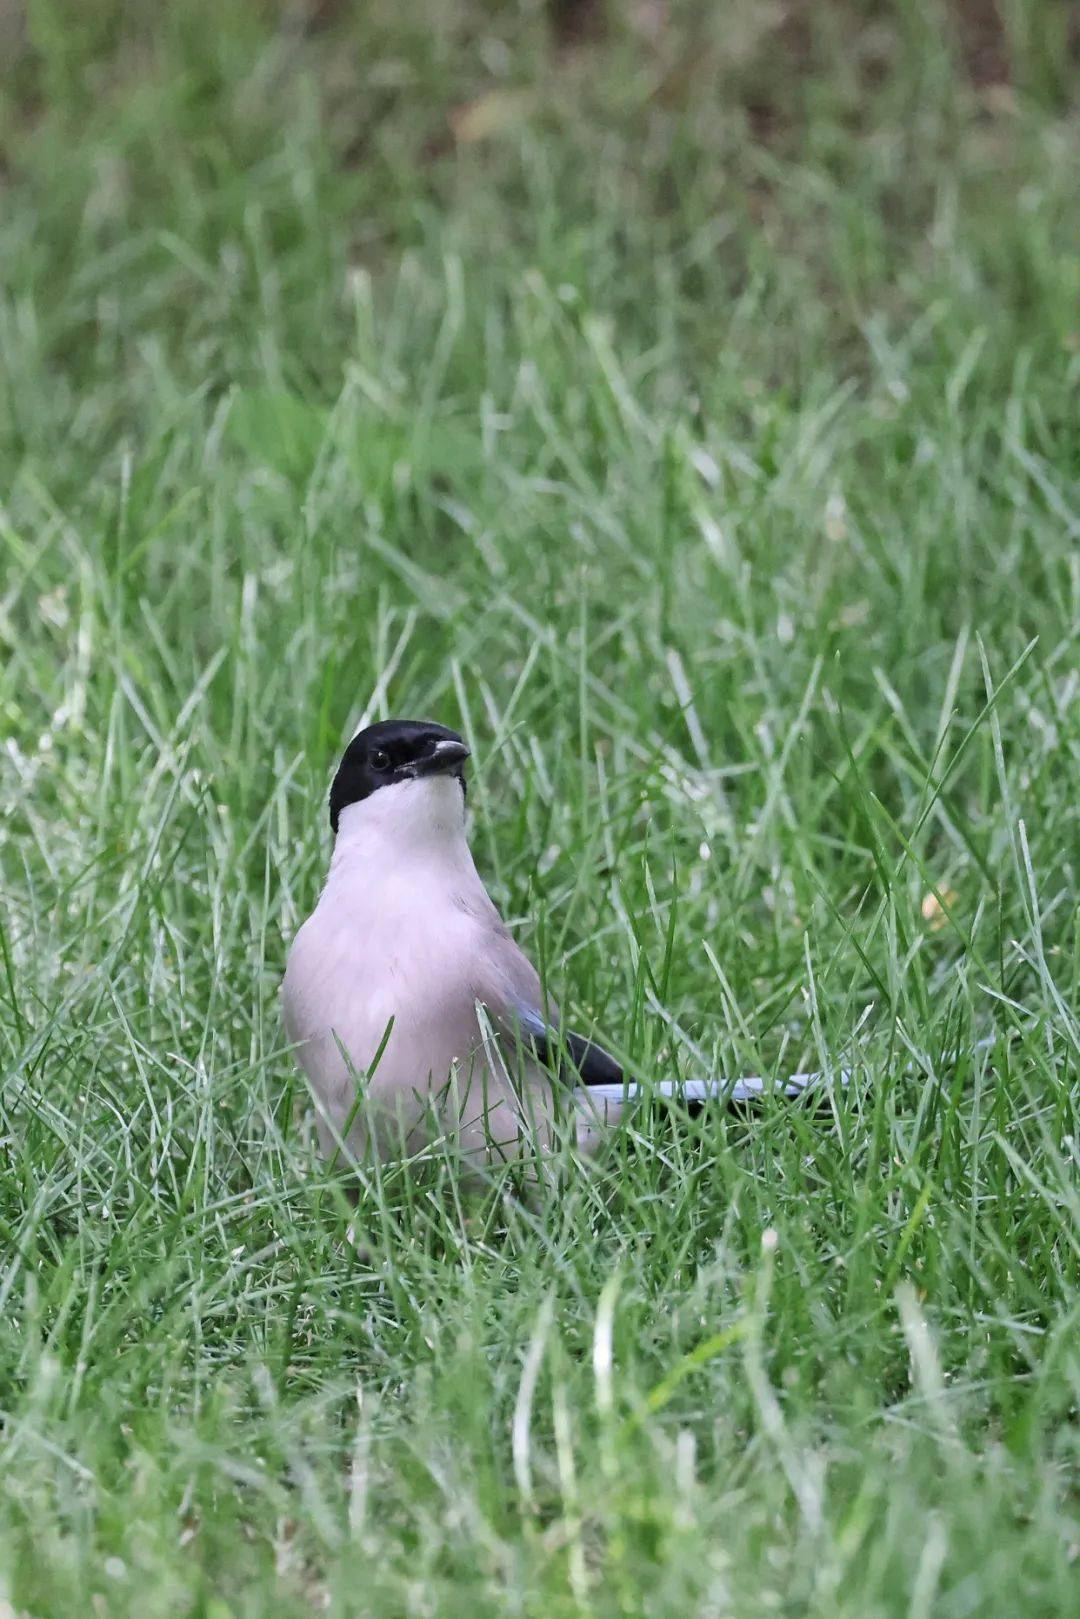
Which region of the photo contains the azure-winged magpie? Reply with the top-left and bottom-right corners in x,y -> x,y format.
282,719 -> 833,1167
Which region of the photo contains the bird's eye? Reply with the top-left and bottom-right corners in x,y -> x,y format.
370,749 -> 390,772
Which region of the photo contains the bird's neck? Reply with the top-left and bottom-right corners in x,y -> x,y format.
328,776 -> 475,890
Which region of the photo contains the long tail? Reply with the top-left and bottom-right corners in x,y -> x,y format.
572,1033 -> 1000,1141
574,1070 -> 850,1138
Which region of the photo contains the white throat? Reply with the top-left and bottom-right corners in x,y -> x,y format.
331,774 -> 470,874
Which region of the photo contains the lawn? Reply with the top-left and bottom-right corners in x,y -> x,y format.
1,2 -> 1078,1614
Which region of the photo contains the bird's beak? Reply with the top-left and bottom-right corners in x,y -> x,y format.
410,738 -> 471,778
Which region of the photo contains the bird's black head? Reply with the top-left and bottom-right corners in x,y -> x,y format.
329,719 -> 470,833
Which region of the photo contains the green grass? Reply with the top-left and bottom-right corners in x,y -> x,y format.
1,2 -> 1078,1613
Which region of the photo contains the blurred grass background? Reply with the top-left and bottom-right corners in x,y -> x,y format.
1,3 -> 1078,1616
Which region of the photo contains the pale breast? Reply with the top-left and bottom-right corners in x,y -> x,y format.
283,886 -> 497,1103
281,799 -> 554,1161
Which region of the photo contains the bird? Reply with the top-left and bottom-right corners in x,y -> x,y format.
282,718 -> 833,1172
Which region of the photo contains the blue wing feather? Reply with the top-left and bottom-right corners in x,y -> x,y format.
510,1005 -> 623,1088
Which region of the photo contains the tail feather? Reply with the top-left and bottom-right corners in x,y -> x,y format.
573,1034 -> 998,1140
583,1070 -> 849,1106
574,1071 -> 850,1141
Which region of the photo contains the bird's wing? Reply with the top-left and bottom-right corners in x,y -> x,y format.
511,1006 -> 624,1088
465,912 -> 622,1088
